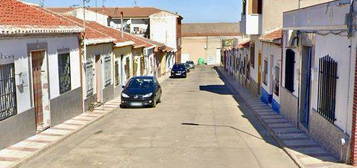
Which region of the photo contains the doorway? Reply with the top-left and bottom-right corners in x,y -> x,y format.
285,49 -> 295,92
299,46 -> 313,129
31,51 -> 50,132
95,55 -> 103,103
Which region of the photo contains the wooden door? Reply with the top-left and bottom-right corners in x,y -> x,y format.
32,51 -> 44,128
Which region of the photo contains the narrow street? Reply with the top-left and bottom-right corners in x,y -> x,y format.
20,66 -> 297,168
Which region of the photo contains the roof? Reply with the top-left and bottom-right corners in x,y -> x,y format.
237,40 -> 250,49
182,23 -> 240,37
88,7 -> 161,18
260,29 -> 283,43
0,0 -> 82,35
63,16 -> 115,45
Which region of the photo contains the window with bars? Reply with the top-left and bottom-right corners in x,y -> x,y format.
263,60 -> 268,85
0,64 -> 17,121
58,53 -> 71,94
250,43 -> 255,68
85,61 -> 94,96
274,66 -> 280,96
104,56 -> 111,87
317,55 -> 338,123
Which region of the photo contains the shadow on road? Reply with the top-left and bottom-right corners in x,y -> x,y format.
199,85 -> 232,95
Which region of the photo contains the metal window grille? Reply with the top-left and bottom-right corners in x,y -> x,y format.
58,53 -> 71,94
263,60 -> 268,85
85,61 -> 94,96
250,43 -> 255,68
0,64 -> 17,121
317,55 -> 337,123
104,56 -> 111,87
274,66 -> 280,96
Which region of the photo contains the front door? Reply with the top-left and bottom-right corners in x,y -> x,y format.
95,55 -> 103,103
32,51 -> 50,131
299,46 -> 313,129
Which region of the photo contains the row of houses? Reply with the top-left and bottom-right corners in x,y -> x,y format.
0,0 -> 180,151
223,0 -> 357,165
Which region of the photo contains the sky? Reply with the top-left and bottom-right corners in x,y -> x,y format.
24,0 -> 242,23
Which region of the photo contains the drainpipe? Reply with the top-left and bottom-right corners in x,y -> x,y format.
345,0 -> 355,162
81,0 -> 87,113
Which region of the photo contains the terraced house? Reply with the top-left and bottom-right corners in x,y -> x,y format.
0,0 -> 83,149
48,7 -> 183,64
223,0 -> 357,164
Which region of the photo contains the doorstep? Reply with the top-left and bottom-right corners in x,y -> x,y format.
216,66 -> 353,168
0,97 -> 122,168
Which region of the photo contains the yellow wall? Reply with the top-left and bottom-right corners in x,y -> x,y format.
113,45 -> 132,84
132,48 -> 144,76
182,36 -> 238,64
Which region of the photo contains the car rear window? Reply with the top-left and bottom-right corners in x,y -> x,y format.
173,64 -> 185,70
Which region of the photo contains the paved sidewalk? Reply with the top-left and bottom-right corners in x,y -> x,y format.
0,97 -> 121,168
0,73 -> 170,168
216,67 -> 352,168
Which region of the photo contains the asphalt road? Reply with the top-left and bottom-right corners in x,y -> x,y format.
20,66 -> 298,168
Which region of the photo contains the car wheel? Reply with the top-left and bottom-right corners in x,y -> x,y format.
158,96 -> 161,103
151,99 -> 157,108
120,104 -> 126,108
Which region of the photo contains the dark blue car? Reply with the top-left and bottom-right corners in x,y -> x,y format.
171,63 -> 187,78
120,76 -> 162,108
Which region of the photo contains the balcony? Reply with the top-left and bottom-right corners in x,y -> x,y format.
240,14 -> 262,35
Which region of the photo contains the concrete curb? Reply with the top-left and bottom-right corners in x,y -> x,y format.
11,101 -> 119,168
215,67 -> 305,168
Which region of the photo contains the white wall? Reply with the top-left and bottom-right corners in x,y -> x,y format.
310,34 -> 353,133
85,43 -> 113,97
150,11 -> 178,50
246,14 -> 262,35
74,8 -> 109,27
0,35 -> 80,114
261,42 -> 281,101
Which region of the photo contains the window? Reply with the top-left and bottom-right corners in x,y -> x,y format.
263,60 -> 268,85
249,0 -> 262,14
250,43 -> 255,68
58,53 -> 71,94
317,55 -> 337,123
85,61 -> 94,96
104,55 -> 111,87
0,64 -> 17,121
285,49 -> 295,92
273,66 -> 280,96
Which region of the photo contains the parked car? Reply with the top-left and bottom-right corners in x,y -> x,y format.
171,63 -> 187,78
184,63 -> 191,72
186,61 -> 195,69
121,76 -> 162,108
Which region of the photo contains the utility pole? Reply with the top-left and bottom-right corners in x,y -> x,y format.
121,12 -> 124,38
81,0 -> 90,113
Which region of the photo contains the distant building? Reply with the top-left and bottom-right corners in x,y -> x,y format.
181,23 -> 241,65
